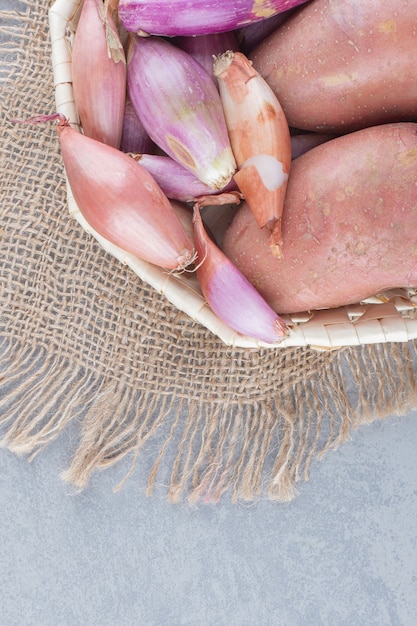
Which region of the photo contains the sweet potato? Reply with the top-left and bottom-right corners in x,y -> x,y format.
222,123 -> 417,314
250,0 -> 417,133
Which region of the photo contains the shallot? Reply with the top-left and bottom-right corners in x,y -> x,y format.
118,0 -> 310,37
127,35 -> 236,189
12,114 -> 194,271
214,50 -> 291,256
193,201 -> 288,344
71,0 -> 126,148
130,153 -> 238,203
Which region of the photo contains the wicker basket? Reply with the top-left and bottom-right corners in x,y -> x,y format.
49,0 -> 417,349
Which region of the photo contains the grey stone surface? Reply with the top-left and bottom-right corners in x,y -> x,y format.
1,408 -> 416,626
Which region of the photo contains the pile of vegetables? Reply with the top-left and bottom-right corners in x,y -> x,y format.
18,0 -> 417,344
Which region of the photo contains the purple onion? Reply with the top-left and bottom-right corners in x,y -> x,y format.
133,154 -> 238,202
193,203 -> 289,344
127,35 -> 236,189
118,0 -> 310,37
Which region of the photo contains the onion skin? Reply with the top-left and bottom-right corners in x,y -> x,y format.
193,204 -> 288,344
71,0 -> 126,148
56,117 -> 194,270
131,153 -> 238,203
214,50 -> 291,256
127,35 -> 236,190
118,0 -> 310,37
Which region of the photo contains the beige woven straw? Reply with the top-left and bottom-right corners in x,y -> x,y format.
1,0 -> 417,503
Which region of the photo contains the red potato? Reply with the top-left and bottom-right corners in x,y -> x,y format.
250,0 -> 417,133
222,123 -> 417,314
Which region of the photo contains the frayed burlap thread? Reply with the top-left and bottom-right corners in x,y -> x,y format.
2,334 -> 417,503
1,0 -> 417,504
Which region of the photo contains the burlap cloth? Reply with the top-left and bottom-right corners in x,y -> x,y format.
1,0 -> 416,503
